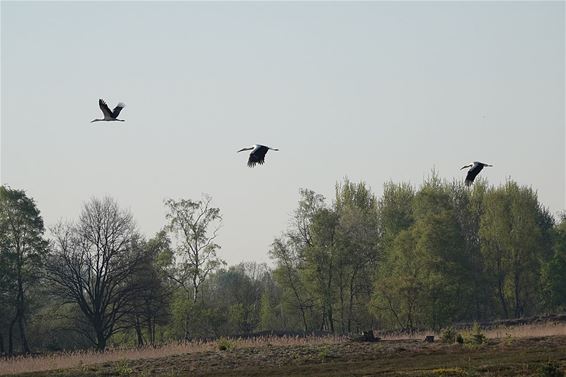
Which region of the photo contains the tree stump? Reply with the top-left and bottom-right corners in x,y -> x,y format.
363,330 -> 375,341
351,330 -> 381,342
350,330 -> 381,343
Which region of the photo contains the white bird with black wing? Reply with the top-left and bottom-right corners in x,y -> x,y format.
461,161 -> 493,186
237,144 -> 279,167
91,99 -> 126,123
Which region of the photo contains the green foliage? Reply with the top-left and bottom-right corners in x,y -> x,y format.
464,322 -> 486,345
164,195 -> 225,304
2,175 -> 565,353
373,228 -> 424,331
114,359 -> 133,376
378,181 -> 415,247
542,215 -> 566,311
431,368 -> 467,376
538,361 -> 564,377
0,186 -> 48,354
217,337 -> 236,351
373,175 -> 556,333
169,289 -> 192,338
228,303 -> 245,331
373,174 -> 474,331
318,345 -> 332,362
259,291 -> 277,331
480,181 -> 554,318
441,327 -> 458,343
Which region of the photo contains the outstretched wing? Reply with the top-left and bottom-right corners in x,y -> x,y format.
247,154 -> 265,167
247,145 -> 268,167
465,164 -> 484,186
99,99 -> 113,119
112,103 -> 125,118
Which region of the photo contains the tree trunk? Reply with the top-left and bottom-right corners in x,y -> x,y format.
135,316 -> 144,347
94,319 -> 107,351
184,312 -> 190,341
16,263 -> 30,354
327,302 -> 335,333
96,331 -> 107,351
8,317 -> 16,355
496,254 -> 509,318
283,263 -> 308,332
514,269 -> 522,318
17,314 -> 30,354
347,269 -> 359,333
299,305 -> 308,333
192,280 -> 199,305
319,306 -> 326,332
147,317 -> 155,345
326,258 -> 335,333
339,278 -> 345,334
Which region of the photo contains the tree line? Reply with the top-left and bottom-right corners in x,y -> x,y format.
1,174 -> 565,354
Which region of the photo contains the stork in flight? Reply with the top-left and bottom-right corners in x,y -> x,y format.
91,99 -> 126,123
461,161 -> 493,186
237,144 -> 279,167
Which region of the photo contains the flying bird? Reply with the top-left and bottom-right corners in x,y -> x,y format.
91,99 -> 126,123
461,161 -> 493,186
237,144 -> 279,167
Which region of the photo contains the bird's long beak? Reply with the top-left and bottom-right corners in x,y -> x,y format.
270,148 -> 279,151
460,164 -> 471,170
237,148 -> 249,153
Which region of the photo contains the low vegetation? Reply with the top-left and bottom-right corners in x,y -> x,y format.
1,332 -> 565,376
0,336 -> 344,375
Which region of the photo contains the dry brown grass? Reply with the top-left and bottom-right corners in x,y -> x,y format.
0,335 -> 344,376
1,341 -> 211,376
380,321 -> 566,341
484,321 -> 566,339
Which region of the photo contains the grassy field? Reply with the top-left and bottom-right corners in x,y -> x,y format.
2,324 -> 566,376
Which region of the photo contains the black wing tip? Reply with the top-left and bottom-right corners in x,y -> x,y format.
247,160 -> 266,168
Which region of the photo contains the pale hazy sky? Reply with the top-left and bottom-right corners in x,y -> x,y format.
1,1 -> 564,266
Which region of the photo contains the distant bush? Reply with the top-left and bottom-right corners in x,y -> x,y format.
538,361 -> 564,377
432,367 -> 466,376
217,337 -> 236,351
318,346 -> 331,362
114,359 -> 133,376
464,322 -> 486,345
440,327 -> 458,343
